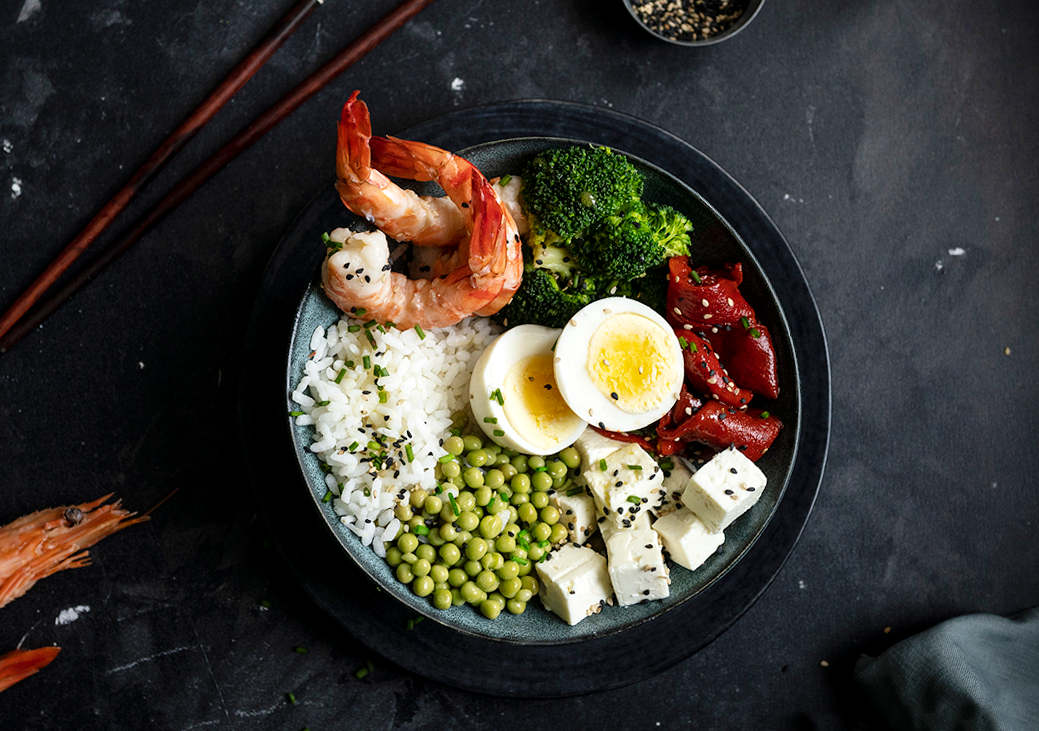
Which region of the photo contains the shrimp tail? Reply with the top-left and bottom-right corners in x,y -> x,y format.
0,495 -> 148,609
469,170 -> 509,282
0,647 -> 61,693
370,136 -> 475,206
336,90 -> 372,184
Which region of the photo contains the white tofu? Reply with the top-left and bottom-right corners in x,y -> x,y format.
583,444 -> 662,529
573,430 -> 627,469
652,507 -> 725,571
536,544 -> 612,626
551,489 -> 598,545
651,458 -> 693,517
599,509 -> 651,544
604,527 -> 670,606
681,447 -> 766,532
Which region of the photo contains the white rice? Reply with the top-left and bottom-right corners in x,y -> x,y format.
291,315 -> 501,549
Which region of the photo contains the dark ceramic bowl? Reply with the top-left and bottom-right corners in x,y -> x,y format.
622,0 -> 766,47
286,137 -> 799,644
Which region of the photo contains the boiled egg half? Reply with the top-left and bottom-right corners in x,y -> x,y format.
470,325 -> 587,455
553,297 -> 684,432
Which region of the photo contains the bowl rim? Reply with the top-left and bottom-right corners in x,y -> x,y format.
621,0 -> 767,47
285,134 -> 801,645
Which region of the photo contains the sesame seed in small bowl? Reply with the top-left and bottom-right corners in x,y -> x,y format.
623,0 -> 766,46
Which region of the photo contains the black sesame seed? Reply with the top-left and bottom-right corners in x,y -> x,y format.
730,467 -> 738,474
724,489 -> 734,495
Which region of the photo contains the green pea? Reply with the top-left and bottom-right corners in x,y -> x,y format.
385,546 -> 403,567
407,516 -> 425,531
451,588 -> 466,606
511,473 -> 531,494
466,450 -> 488,467
532,522 -> 552,542
456,511 -> 479,532
516,588 -> 534,603
448,475 -> 465,488
476,570 -> 500,593
410,489 -> 428,509
438,523 -> 457,542
435,581 -> 449,592
486,496 -> 506,515
507,599 -> 527,615
452,529 -> 472,546
395,563 -> 414,584
397,533 -> 419,554
495,453 -> 511,466
497,559 -> 520,581
510,455 -> 528,473
444,435 -> 465,456
458,471 -> 482,494
559,447 -> 581,469
485,469 -> 505,489
439,504 -> 457,524
510,547 -> 528,563
540,505 -> 561,525
488,592 -> 506,610
427,530 -> 446,547
466,537 -> 488,560
441,460 -> 461,479
517,503 -> 538,525
527,456 -> 545,470
516,560 -> 532,577
531,491 -> 550,509
532,471 -> 553,492
527,543 -> 545,561
455,491 -> 476,513
520,576 -> 538,595
479,514 -> 503,539
547,460 -> 567,479
495,535 -> 516,554
439,543 -> 461,566
552,474 -> 566,489
479,599 -> 502,619
394,503 -> 413,521
433,588 -> 453,610
448,567 -> 467,587
507,505 -> 519,525
423,495 -> 443,515
500,463 -> 517,480
400,552 -> 417,564
461,581 -> 485,605
510,492 -> 529,505
550,523 -> 568,544
499,577 -> 522,598
429,564 -> 449,584
481,552 -> 504,571
412,575 -> 434,597
416,544 -> 436,562
412,558 -> 431,577
462,435 -> 483,452
474,485 -> 492,506
464,560 -> 482,577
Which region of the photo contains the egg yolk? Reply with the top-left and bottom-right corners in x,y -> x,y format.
503,353 -> 582,449
586,313 -> 675,413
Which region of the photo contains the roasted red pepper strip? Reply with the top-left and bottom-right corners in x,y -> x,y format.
667,258 -> 755,328
588,426 -> 658,454
657,395 -> 782,462
674,328 -> 753,408
704,322 -> 780,399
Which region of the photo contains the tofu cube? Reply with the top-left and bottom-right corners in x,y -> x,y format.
599,509 -> 651,544
652,507 -> 725,571
573,429 -> 627,469
652,458 -> 693,517
551,489 -> 599,545
583,444 -> 662,529
681,447 -> 766,532
536,544 -> 612,626
604,527 -> 670,606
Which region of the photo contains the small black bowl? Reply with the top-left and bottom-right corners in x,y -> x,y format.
623,0 -> 766,47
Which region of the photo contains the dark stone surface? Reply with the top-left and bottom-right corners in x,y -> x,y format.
1,0 -> 1036,728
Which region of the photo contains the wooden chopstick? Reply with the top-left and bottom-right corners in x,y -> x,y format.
0,0 -> 324,343
0,0 -> 438,354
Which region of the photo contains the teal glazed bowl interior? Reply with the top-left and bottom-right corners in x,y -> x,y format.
287,137 -> 800,644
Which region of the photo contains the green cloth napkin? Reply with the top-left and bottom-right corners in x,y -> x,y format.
855,608 -> 1039,730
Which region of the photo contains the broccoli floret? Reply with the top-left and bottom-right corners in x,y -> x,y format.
647,204 -> 692,259
496,268 -> 593,329
616,265 -> 669,312
522,146 -> 644,241
527,224 -> 577,281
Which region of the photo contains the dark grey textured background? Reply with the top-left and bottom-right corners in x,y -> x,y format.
1,0 -> 1037,728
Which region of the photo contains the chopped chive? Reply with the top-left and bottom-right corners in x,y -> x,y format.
688,340 -> 698,353
376,325 -> 386,334
490,388 -> 504,405
659,459 -> 674,471
538,540 -> 550,548
334,368 -> 347,384
378,390 -> 388,404
367,441 -> 381,452
322,491 -> 333,503
750,328 -> 762,338
384,322 -> 395,329
487,496 -> 496,509
483,416 -> 498,424
566,486 -> 583,496
355,667 -> 369,679
319,462 -> 331,473
517,537 -> 530,550
627,495 -> 642,505
679,336 -> 689,350
315,400 -> 330,407
438,454 -> 456,463
740,316 -> 750,329
493,429 -> 505,437
532,466 -> 547,473
626,464 -> 643,471
760,410 -> 771,419
690,270 -> 702,284
365,330 -> 377,347
448,493 -> 460,515
510,556 -> 528,566
363,319 -> 377,329
321,232 -> 331,244
294,646 -> 308,654
289,410 -> 304,417
353,307 -> 367,316
348,324 -> 361,333
413,524 -> 430,536
414,324 -> 426,340
405,444 -> 415,462
363,355 -> 371,369
286,692 -> 297,706
599,459 -> 608,471
348,441 -> 359,451
498,174 -> 512,186
434,484 -> 443,495
346,360 -> 356,369
499,491 -> 509,503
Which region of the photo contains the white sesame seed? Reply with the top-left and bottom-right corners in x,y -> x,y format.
704,314 -> 713,320
673,307 -> 682,315
683,324 -> 693,330
727,298 -> 734,307
701,298 -> 709,307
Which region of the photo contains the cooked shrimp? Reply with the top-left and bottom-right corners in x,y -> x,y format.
0,647 -> 60,693
336,91 -> 465,247
0,494 -> 147,609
